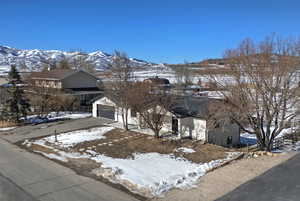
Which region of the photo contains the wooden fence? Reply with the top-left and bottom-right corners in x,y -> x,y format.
271,133 -> 299,150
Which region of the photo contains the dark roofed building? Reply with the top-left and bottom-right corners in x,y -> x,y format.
30,69 -> 76,80
144,76 -> 170,86
30,69 -> 103,90
29,69 -> 103,110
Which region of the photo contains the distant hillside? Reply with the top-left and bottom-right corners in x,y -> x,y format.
0,45 -> 154,72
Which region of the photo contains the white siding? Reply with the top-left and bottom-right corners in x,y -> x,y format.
92,97 -> 116,118
92,97 -> 139,125
178,117 -> 207,140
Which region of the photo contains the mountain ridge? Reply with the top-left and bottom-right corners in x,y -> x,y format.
0,45 -> 153,72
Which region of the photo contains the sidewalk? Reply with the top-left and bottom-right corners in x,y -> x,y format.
0,138 -> 138,201
152,152 -> 296,201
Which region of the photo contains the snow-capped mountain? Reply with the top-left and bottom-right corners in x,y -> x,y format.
0,45 -> 152,72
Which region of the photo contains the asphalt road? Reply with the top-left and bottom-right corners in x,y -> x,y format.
215,153 -> 300,201
0,171 -> 39,201
0,133 -> 137,201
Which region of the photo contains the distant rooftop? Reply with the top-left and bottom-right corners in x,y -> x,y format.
30,69 -> 77,80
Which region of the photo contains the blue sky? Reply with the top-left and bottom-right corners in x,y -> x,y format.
0,0 -> 299,63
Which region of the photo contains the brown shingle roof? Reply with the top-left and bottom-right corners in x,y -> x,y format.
30,69 -> 76,80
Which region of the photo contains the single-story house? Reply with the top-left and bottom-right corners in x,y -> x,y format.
92,95 -> 240,147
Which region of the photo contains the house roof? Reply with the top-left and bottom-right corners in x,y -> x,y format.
170,96 -> 219,119
30,69 -> 77,80
94,95 -> 218,120
144,76 -> 170,85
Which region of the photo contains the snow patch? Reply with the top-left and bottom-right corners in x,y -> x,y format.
34,126 -> 114,148
90,152 -> 240,197
175,147 -> 196,153
0,127 -> 16,131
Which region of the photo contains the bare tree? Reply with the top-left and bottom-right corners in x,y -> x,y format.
207,35 -> 300,151
72,55 -> 96,73
174,61 -> 193,86
58,59 -> 71,70
129,82 -> 171,138
27,86 -> 54,117
106,51 -> 133,130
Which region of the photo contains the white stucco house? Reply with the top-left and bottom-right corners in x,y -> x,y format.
92,96 -> 240,147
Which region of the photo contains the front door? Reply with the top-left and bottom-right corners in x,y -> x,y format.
172,116 -> 178,135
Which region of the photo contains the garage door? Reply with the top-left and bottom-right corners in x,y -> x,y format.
97,105 -> 115,120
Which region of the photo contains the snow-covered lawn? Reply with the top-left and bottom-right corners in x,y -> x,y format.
23,127 -> 240,197
0,127 -> 16,131
33,126 -> 114,148
90,152 -> 239,196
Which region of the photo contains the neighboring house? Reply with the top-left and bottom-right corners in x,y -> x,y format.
144,76 -> 170,86
30,69 -> 103,108
143,76 -> 171,91
92,95 -> 240,147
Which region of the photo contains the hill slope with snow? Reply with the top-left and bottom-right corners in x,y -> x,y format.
0,45 -> 154,72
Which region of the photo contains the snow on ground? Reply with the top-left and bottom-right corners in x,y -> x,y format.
273,141 -> 300,153
175,147 -> 196,153
25,112 -> 91,124
240,127 -> 300,153
89,152 -> 243,196
26,132 -> 240,197
240,133 -> 257,145
34,126 -> 114,148
0,127 -> 16,131
240,127 -> 294,146
47,112 -> 91,120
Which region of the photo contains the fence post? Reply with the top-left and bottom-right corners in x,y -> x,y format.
55,130 -> 57,142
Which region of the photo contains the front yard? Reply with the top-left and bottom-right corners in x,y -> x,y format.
20,126 -> 240,198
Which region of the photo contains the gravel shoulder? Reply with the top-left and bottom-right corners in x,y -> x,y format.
152,152 -> 296,201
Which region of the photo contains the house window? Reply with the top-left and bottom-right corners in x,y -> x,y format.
226,136 -> 233,146
131,109 -> 137,117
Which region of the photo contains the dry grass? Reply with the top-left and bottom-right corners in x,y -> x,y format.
72,128 -> 230,163
0,121 -> 17,128
30,144 -> 57,154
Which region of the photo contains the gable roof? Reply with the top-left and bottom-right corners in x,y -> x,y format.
30,69 -> 99,81
170,96 -> 219,119
30,69 -> 76,80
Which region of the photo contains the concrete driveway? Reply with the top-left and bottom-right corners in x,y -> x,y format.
0,138 -> 138,201
1,117 -> 113,143
215,153 -> 300,201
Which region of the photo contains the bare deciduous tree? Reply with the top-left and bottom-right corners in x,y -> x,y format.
129,82 -> 171,138
106,51 -> 133,130
174,61 -> 193,86
71,55 -> 96,73
207,35 -> 300,151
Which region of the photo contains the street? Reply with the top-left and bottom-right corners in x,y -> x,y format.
0,137 -> 138,201
216,153 -> 300,201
